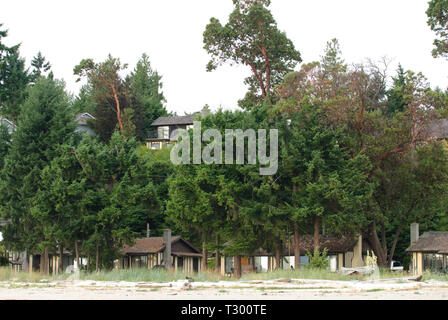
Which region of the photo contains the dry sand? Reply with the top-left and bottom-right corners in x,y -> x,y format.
1,278 -> 447,300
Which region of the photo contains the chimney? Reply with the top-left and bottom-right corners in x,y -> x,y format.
163,229 -> 172,270
146,223 -> 150,238
410,223 -> 419,244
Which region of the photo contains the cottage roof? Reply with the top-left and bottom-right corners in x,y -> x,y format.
121,236 -> 200,255
151,116 -> 194,127
288,234 -> 363,255
406,232 -> 448,254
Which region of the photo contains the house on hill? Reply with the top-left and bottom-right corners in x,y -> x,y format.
146,107 -> 211,150
75,112 -> 96,137
120,230 -> 203,273
146,115 -> 194,150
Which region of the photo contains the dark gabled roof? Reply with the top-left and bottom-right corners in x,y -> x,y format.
288,234 -> 362,255
122,236 -> 180,254
121,236 -> 201,255
406,232 -> 448,254
423,119 -> 448,140
151,116 -> 194,127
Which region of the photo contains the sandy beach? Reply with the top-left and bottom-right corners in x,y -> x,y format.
1,278 -> 447,300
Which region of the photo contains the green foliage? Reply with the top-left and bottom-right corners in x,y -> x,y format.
386,64 -> 407,115
0,77 -> 76,253
71,84 -> 95,115
0,47 -> 30,122
427,0 -> 448,58
203,0 -> 301,108
306,248 -> 330,270
278,105 -> 374,235
30,51 -> 52,81
0,124 -> 10,167
128,53 -> 168,141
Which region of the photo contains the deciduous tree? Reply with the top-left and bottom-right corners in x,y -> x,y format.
203,0 -> 301,108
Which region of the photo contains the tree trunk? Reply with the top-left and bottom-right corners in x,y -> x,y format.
44,248 -> 49,275
110,85 -> 125,139
294,223 -> 300,269
275,239 -> 282,270
87,252 -> 90,273
58,245 -> 63,274
381,223 -> 388,259
95,244 -> 99,273
234,255 -> 242,278
74,240 -> 80,270
366,221 -> 387,267
39,253 -> 44,275
201,241 -> 208,272
314,216 -> 320,251
215,235 -> 220,273
387,222 -> 405,267
40,248 -> 49,275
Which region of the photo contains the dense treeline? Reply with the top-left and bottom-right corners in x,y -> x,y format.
1,0 -> 448,275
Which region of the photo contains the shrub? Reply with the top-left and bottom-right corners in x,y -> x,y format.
306,248 -> 329,270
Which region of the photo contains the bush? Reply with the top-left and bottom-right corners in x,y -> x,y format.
306,248 -> 329,270
207,257 -> 216,270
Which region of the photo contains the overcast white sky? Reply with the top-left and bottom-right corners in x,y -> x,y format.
1,0 -> 447,116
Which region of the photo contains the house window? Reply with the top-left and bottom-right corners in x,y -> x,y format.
158,126 -> 169,139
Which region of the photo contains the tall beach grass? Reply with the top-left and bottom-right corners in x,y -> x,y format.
1,266 -> 446,283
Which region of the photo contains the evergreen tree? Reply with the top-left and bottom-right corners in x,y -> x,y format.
71,84 -> 95,115
0,78 -> 75,260
386,64 -> 407,115
30,51 -> 52,81
37,132 -> 163,270
0,48 -> 30,121
128,54 -> 168,141
0,124 -> 10,168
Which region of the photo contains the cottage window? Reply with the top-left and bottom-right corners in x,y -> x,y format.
423,253 -> 444,273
